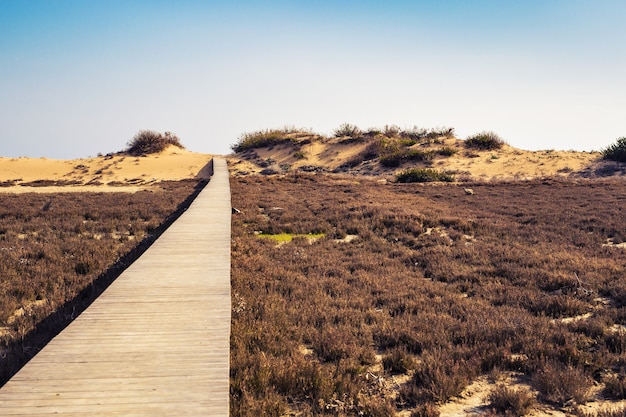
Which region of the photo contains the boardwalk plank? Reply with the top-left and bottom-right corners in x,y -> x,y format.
0,158 -> 231,416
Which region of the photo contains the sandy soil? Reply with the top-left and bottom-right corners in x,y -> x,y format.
0,146 -> 213,193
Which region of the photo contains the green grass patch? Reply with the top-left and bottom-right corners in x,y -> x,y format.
256,232 -> 326,243
396,168 -> 455,183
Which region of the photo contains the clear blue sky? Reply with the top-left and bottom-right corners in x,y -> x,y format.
1,1 -> 624,158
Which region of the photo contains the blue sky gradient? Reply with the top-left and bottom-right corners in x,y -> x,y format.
1,1 -> 624,158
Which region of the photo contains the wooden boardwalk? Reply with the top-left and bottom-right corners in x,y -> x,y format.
0,158 -> 231,416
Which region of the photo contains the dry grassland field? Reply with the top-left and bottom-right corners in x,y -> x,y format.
230,174 -> 626,417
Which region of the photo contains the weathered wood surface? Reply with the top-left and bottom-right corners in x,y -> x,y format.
0,157 -> 231,416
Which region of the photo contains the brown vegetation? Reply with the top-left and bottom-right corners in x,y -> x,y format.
0,179 -> 206,385
230,173 -> 626,416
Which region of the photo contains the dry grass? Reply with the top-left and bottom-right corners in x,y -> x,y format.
231,173 -> 626,416
487,385 -> 535,416
0,179 -> 206,385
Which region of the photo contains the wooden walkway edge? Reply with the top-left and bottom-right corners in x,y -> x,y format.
0,157 -> 231,416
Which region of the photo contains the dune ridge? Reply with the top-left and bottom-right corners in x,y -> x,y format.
229,134 -> 625,181
0,146 -> 213,193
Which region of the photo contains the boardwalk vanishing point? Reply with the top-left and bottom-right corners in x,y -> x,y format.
0,158 -> 232,416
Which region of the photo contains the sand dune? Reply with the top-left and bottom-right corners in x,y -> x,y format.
0,146 -> 213,193
228,136 -> 625,181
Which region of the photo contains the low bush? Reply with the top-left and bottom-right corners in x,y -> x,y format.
487,385 -> 535,417
126,130 -> 183,155
437,147 -> 457,156
465,131 -> 505,150
382,347 -> 414,374
604,373 -> 626,399
399,350 -> 476,405
359,397 -> 396,417
602,137 -> 626,162
380,152 -> 405,168
532,362 -> 593,405
334,123 -> 363,138
383,125 -> 402,138
408,150 -> 436,161
410,403 -> 440,417
396,168 -> 454,183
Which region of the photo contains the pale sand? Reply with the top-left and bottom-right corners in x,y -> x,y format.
0,146 -> 213,193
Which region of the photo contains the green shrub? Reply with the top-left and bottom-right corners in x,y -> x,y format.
126,130 -> 183,155
406,150 -> 435,161
396,168 -> 454,183
465,131 -> 505,150
602,137 -> 626,162
399,138 -> 418,147
380,152 -> 405,167
334,123 -> 363,138
487,385 -> 535,417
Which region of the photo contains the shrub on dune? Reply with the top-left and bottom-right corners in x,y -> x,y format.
126,130 -> 184,155
464,131 -> 505,150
